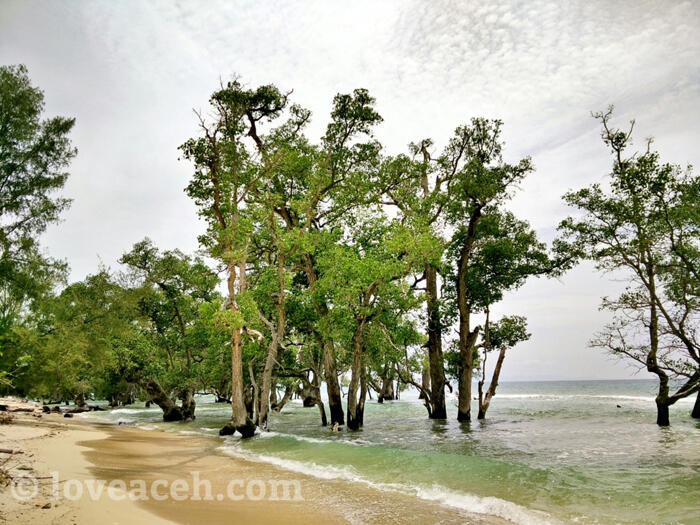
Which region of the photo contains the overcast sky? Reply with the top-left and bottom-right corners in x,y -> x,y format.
2,0 -> 699,380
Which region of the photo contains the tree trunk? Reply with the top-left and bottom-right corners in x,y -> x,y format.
259,258 -> 285,430
222,255 -> 256,438
418,361 -> 430,400
270,378 -> 279,406
347,327 -> 365,430
179,388 -> 196,421
258,326 -> 281,429
358,360 -> 367,427
228,323 -> 255,436
692,390 -> 700,419
317,399 -> 328,427
646,274 -> 672,427
73,393 -> 87,409
299,372 -> 328,426
425,264 -> 447,419
380,376 -> 395,402
272,383 -> 294,412
478,347 -> 506,420
140,378 -> 184,422
456,208 -> 482,422
457,325 -> 479,422
656,399 -> 670,426
248,358 -> 259,425
323,338 -> 345,426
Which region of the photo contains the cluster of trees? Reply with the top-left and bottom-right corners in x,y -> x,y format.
0,65 -> 697,433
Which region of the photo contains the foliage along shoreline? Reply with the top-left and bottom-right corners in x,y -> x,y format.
1,64 -> 698,436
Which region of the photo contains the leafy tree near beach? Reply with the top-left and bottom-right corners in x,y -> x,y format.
179,81 -> 289,437
0,64 -> 75,387
560,108 -> 700,426
384,119 -> 566,421
379,138 -> 456,419
16,271 -> 137,405
119,238 -> 219,421
476,314 -> 530,419
180,82 -> 385,434
314,214 -> 420,429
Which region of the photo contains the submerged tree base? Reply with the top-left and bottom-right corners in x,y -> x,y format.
219,420 -> 257,438
162,406 -> 196,423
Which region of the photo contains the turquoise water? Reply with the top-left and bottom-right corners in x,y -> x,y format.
83,380 -> 700,524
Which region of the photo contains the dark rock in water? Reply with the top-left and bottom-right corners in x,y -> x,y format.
51,406 -> 62,413
63,413 -> 73,418
0,405 -> 7,411
42,406 -> 51,414
617,404 -> 622,408
88,405 -> 105,411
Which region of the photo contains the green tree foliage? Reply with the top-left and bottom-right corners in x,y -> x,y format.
119,238 -> 219,420
0,64 -> 75,386
560,108 -> 699,426
3,73 -> 589,432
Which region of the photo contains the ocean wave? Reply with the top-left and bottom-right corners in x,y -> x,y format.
106,407 -> 162,415
497,394 -> 656,402
417,484 -> 559,525
218,444 -> 560,525
258,431 -> 371,447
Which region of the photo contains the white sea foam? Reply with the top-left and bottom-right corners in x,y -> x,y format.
497,393 -> 657,402
107,407 -> 161,415
416,484 -> 560,525
218,444 -> 559,525
259,431 -> 370,447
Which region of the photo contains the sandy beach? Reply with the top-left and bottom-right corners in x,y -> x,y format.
0,405 -> 509,524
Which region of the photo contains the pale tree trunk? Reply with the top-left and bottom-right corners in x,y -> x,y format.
322,338 -> 344,425
303,254 -> 344,426
224,260 -> 256,438
425,264 -> 447,419
73,392 -> 87,409
478,347 -> 506,419
418,360 -> 430,400
270,378 -> 279,406
377,364 -> 396,402
140,378 -> 183,422
380,375 -> 395,402
347,325 -> 365,430
456,208 -> 482,422
248,358 -> 259,425
272,383 -> 295,412
358,360 -> 367,427
298,371 -> 328,426
258,257 -> 285,430
179,388 -> 196,421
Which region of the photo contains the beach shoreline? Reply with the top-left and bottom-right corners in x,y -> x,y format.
0,407 -> 510,524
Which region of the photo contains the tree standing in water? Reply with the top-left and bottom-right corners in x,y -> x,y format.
180,81 -> 287,437
561,108 -> 699,426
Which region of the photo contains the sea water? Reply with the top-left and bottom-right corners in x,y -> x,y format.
83,380 -> 700,524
